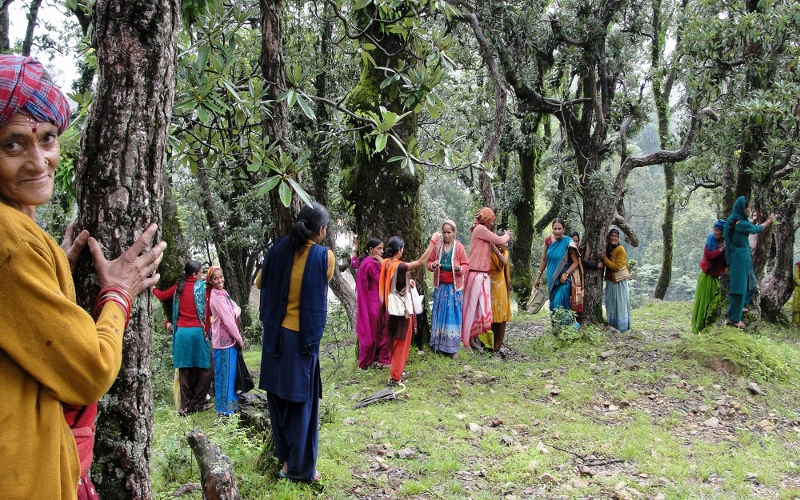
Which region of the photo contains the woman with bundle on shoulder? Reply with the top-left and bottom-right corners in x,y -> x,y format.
598,228 -> 631,332
535,218 -> 579,323
723,196 -> 774,328
427,219 -> 469,358
355,237 -> 388,369
690,220 -> 727,333
154,260 -> 214,415
258,202 -> 334,482
204,266 -> 244,416
381,232 -> 439,385
461,208 -> 512,352
0,54 -> 166,500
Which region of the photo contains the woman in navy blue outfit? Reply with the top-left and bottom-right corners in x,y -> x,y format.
258,202 -> 334,482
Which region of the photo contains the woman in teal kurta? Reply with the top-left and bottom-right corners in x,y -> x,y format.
723,196 -> 774,327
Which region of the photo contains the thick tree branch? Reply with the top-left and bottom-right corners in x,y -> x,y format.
612,213 -> 639,247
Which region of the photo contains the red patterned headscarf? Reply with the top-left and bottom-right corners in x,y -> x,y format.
471,207 -> 496,232
0,55 -> 70,135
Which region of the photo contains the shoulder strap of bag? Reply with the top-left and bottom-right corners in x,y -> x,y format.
549,250 -> 570,295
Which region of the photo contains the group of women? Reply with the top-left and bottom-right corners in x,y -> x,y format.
535,219 -> 631,332
691,196 -> 776,332
354,208 -> 513,377
153,261 -> 244,417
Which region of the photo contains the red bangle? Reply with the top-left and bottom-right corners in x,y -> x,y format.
94,298 -> 130,329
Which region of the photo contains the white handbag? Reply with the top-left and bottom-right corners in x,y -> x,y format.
387,268 -> 414,318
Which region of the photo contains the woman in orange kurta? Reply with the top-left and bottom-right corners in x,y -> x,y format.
380,233 -> 439,385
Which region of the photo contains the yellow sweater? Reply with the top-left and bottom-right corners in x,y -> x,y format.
0,201 -> 125,500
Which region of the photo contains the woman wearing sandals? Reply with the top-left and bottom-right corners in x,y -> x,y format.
258,202 -> 334,483
381,233 -> 439,385
461,208 -> 512,353
427,220 -> 469,358
724,196 -> 774,328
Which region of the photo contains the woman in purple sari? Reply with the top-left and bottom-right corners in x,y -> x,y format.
355,237 -> 387,369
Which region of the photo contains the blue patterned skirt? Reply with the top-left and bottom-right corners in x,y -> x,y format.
430,284 -> 463,354
214,347 -> 239,415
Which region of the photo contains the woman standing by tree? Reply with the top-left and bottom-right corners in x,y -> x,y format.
462,208 -> 512,352
535,219 -> 579,323
258,202 -> 334,482
205,266 -> 244,416
381,233 -> 439,385
427,220 -> 469,358
691,220 -> 727,333
355,237 -> 388,369
488,242 -> 511,353
724,196 -> 774,328
598,228 -> 631,332
153,260 -> 213,415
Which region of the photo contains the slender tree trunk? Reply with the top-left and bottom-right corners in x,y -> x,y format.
306,9 -> 357,330
0,3 -> 10,53
510,113 -> 542,302
74,0 -> 180,497
21,0 -> 42,56
260,0 -> 296,234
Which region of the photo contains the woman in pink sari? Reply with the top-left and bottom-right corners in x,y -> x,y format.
461,208 -> 511,352
355,237 -> 387,369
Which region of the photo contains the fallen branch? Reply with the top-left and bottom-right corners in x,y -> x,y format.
186,430 -> 240,500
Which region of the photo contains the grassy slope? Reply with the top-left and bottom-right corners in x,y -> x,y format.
151,301 -> 800,499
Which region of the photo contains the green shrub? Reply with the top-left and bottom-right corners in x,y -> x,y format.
678,327 -> 800,382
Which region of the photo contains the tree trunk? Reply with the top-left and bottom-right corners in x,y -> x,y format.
186,430 -> 241,500
510,114 -> 542,302
74,0 -> 180,497
0,3 -> 10,52
21,0 -> 42,56
260,0 -> 296,235
305,6 -> 357,331
342,20 -> 424,266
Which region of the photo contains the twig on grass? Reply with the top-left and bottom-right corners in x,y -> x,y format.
544,442 -> 626,467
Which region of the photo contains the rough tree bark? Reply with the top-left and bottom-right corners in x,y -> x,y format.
74,0 -> 181,497
0,3 -> 10,52
342,8 -> 425,268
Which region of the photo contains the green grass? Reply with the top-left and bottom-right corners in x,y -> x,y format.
150,300 -> 800,499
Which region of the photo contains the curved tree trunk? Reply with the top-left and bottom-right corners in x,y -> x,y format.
74,0 -> 180,497
21,0 -> 42,56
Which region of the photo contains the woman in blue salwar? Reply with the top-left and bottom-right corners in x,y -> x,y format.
724,196 -> 774,328
535,218 -> 579,322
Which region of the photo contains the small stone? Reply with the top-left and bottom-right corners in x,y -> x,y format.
600,349 -> 615,359
500,435 -> 514,446
456,413 -> 466,420
695,405 -> 709,413
550,388 -> 561,396
607,405 -> 619,412
473,372 -> 490,384
536,441 -> 549,454
531,418 -> 540,426
704,417 -> 720,428
544,383 -> 555,389
695,386 -> 704,392
540,369 -> 553,377
463,365 -> 473,372
677,380 -> 686,388
657,477 -> 671,487
603,400 -> 612,407
468,423 -> 483,435
524,371 -> 534,377
491,417 -> 503,427
343,417 -> 356,425
747,382 -> 765,395
396,448 -> 416,459
619,399 -> 631,409
538,472 -> 557,484
572,478 -> 590,488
